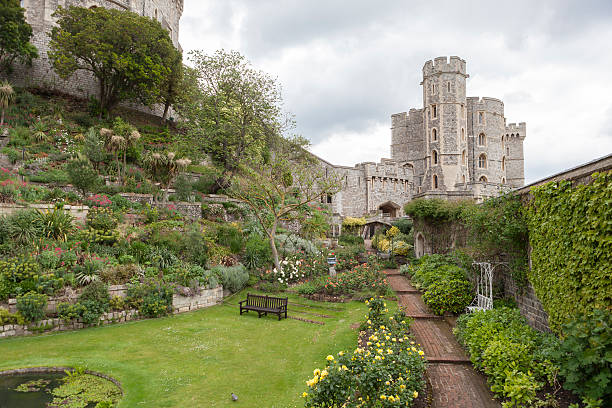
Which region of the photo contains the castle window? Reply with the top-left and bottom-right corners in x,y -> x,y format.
431,128 -> 437,141
462,150 -> 466,165
462,175 -> 466,184
478,133 -> 486,146
478,153 -> 487,169
431,104 -> 438,119
502,156 -> 506,171
432,150 -> 439,165
155,9 -> 158,20
478,111 -> 484,124
461,128 -> 465,141
447,82 -> 451,92
516,133 -> 520,137
433,174 -> 439,189
501,177 -> 506,185
431,83 -> 436,94
479,176 -> 488,183
327,194 -> 333,204
461,104 -> 465,117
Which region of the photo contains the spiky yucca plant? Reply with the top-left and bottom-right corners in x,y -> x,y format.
0,81 -> 15,126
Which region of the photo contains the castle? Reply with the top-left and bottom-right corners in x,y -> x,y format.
319,56 -> 526,219
11,0 -> 183,103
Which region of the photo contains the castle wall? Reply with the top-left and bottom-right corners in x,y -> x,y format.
8,0 -> 183,116
505,123 -> 527,187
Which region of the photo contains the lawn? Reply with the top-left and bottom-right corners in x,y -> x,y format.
0,291 -> 372,407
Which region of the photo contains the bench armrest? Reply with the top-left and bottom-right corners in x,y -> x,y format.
238,300 -> 246,305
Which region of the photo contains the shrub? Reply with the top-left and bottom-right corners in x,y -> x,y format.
7,209 -> 41,244
86,207 -> 118,230
66,157 -> 100,197
109,295 -> 125,311
16,292 -> 48,322
99,263 -> 139,285
174,174 -> 192,201
211,264 -> 249,293
320,263 -> 390,297
79,280 -> 110,310
126,279 -> 173,318
276,234 -> 319,257
333,245 -> 364,272
454,307 -> 559,406
422,279 -> 472,315
183,227 -> 208,267
338,234 -> 364,246
0,308 -> 25,325
216,223 -> 245,253
35,207 -> 74,242
392,218 -> 413,235
243,235 -> 272,270
555,309 -> 612,407
57,302 -> 87,322
303,299 -> 426,407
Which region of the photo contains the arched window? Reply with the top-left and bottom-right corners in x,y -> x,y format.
501,156 -> 506,171
511,133 -> 515,137
431,104 -> 438,119
432,150 -> 439,165
478,153 -> 487,169
461,128 -> 465,141
462,150 -> 466,165
501,177 -> 506,185
478,133 -> 486,146
479,175 -> 488,183
433,174 -> 439,189
447,82 -> 451,92
462,175 -> 466,184
431,128 -> 437,141
155,9 -> 158,20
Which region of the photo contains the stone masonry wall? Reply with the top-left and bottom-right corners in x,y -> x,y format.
0,285 -> 222,339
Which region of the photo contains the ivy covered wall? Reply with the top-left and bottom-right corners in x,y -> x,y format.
525,171 -> 612,333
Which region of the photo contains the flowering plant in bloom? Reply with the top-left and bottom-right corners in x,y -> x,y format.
85,194 -> 112,207
303,298 -> 426,407
322,263 -> 390,297
271,257 -> 304,285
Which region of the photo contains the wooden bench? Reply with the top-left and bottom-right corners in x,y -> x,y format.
239,293 -> 288,321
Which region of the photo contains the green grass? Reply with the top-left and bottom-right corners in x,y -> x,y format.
0,291 -> 369,407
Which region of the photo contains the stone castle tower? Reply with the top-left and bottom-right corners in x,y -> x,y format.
317,56 -> 526,220
10,0 -> 183,103
391,56 -> 526,199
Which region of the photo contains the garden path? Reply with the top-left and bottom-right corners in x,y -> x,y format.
385,269 -> 500,408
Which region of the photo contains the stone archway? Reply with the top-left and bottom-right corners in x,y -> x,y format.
415,233 -> 425,258
378,201 -> 401,218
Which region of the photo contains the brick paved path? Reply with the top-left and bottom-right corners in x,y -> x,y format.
385,270 -> 500,408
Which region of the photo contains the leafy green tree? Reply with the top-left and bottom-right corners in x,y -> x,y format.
159,54 -> 185,123
48,6 -> 180,114
67,156 -> 100,197
0,0 -> 38,74
178,50 -> 290,192
229,141 -> 342,273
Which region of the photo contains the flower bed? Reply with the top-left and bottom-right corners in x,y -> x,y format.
302,297 -> 427,407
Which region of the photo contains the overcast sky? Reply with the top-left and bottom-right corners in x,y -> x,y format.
180,0 -> 612,184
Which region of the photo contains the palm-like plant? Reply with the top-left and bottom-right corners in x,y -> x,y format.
142,151 -> 191,201
31,120 -> 47,142
122,129 -> 141,180
101,127 -> 126,185
0,81 -> 15,127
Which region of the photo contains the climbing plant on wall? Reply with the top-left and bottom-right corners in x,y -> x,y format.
525,171 -> 612,333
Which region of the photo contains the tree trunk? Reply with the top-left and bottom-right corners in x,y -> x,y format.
115,154 -> 121,184
210,175 -> 230,194
268,221 -> 281,273
162,100 -> 170,123
0,108 -> 4,126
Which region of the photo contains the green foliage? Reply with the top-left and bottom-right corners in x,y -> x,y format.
215,223 -> 245,253
404,198 -> 470,221
67,156 -> 100,196
84,127 -> 106,166
333,244 -> 364,272
392,218 -> 413,235
211,264 -> 249,293
16,291 -> 47,322
0,308 -> 24,325
276,234 -> 320,257
87,207 -> 118,230
50,372 -> 122,408
243,235 -> 272,270
554,309 -> 612,406
422,279 -> 473,315
525,172 -> 612,332
303,299 -> 425,407
338,234 -> 364,246
174,174 -> 192,201
318,263 -> 390,297
48,6 -> 180,112
7,209 -> 41,244
126,279 -> 173,318
36,207 -> 74,242
57,301 -> 87,322
454,307 -> 559,406
406,254 -> 469,290
0,0 -> 38,74
461,193 -> 529,286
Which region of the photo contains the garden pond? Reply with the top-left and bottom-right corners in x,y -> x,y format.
0,373 -> 64,407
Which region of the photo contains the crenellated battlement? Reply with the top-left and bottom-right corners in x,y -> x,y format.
423,56 -> 467,77
505,122 -> 526,138
466,96 -> 504,115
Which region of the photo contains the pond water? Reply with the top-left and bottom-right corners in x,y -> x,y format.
0,373 -> 65,408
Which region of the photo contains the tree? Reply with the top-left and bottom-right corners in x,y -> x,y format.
177,50 -> 291,192
0,0 -> 38,74
229,141 -> 342,273
48,6 -> 180,114
158,54 -> 184,123
142,151 -> 191,201
67,156 -> 100,197
0,80 -> 14,126
83,127 -> 106,172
